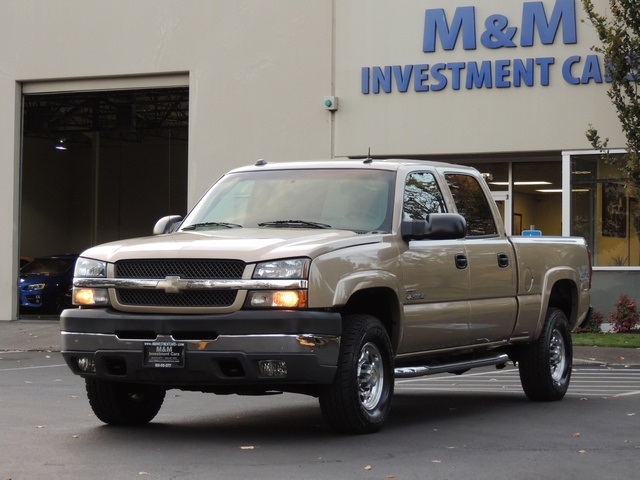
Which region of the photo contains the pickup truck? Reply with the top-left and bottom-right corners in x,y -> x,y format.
61,159 -> 592,434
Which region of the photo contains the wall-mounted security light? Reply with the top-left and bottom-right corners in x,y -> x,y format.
55,138 -> 67,151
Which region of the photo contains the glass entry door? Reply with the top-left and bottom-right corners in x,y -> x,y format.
491,191 -> 512,235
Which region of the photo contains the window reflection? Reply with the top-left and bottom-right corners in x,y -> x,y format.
571,154 -> 640,266
402,172 -> 446,220
445,174 -> 497,236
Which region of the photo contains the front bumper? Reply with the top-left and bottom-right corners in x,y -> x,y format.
60,308 -> 341,388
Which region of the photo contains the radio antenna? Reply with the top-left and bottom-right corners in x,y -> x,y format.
363,147 -> 373,164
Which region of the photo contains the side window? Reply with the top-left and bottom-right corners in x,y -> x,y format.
445,173 -> 497,236
403,172 -> 447,220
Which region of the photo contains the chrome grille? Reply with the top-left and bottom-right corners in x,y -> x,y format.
117,289 -> 237,307
114,259 -> 245,308
115,259 -> 245,279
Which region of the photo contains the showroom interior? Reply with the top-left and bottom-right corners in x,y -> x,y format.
20,87 -> 189,261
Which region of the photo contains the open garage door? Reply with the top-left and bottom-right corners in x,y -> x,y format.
19,82 -> 188,316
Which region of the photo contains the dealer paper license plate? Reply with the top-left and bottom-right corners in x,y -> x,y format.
143,341 -> 185,368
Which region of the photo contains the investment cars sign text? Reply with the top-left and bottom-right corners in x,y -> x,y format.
361,0 -> 607,94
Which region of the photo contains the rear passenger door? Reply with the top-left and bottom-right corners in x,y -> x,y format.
398,171 -> 471,354
444,173 -> 518,345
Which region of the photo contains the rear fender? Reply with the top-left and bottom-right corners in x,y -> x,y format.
534,267 -> 580,338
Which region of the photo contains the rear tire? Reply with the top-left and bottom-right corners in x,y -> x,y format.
85,378 -> 165,425
319,314 -> 394,434
518,307 -> 572,401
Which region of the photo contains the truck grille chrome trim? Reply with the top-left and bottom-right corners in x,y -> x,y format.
73,278 -> 308,290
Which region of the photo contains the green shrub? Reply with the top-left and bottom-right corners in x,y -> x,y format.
575,309 -> 603,333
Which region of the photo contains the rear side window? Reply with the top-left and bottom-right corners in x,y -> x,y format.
402,172 -> 447,220
445,173 -> 497,236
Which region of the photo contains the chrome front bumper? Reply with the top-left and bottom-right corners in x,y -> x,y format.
60,308 -> 341,387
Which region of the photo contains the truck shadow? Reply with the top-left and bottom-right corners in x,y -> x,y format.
82,389 -> 554,444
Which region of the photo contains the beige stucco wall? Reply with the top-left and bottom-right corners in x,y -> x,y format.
0,0 -> 626,320
0,0 -> 334,320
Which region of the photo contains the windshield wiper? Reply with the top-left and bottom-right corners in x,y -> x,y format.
182,222 -> 242,231
258,220 -> 332,229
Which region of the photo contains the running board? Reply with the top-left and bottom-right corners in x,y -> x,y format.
394,353 -> 510,379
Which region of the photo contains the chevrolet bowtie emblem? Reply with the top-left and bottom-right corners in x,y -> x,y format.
157,275 -> 186,294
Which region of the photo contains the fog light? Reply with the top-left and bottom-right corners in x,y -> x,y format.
77,356 -> 96,373
258,360 -> 287,378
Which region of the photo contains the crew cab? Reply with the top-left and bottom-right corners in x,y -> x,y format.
61,159 -> 591,433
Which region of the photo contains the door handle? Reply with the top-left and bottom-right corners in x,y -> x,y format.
455,253 -> 468,269
497,253 -> 509,268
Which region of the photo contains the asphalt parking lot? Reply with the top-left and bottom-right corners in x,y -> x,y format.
1,347 -> 638,480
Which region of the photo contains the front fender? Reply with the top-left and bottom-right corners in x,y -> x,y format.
306,238 -> 401,308
332,270 -> 402,306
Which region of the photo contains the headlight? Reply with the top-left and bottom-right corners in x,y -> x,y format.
24,283 -> 46,291
73,257 -> 109,306
74,258 -> 107,278
248,258 -> 309,309
253,258 -> 309,279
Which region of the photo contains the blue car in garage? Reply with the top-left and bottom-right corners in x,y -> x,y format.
19,254 -> 78,315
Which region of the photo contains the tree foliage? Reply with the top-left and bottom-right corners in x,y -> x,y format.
582,0 -> 640,197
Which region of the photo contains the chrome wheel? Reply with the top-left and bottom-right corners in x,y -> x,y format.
358,342 -> 384,411
549,328 -> 567,384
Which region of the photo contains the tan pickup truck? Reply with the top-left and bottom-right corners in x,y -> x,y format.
61,159 -> 592,433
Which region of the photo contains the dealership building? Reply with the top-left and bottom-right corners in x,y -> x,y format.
0,0 -> 637,320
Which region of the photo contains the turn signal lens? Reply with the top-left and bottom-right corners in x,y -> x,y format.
273,291 -> 301,308
247,290 -> 307,308
73,288 -> 110,306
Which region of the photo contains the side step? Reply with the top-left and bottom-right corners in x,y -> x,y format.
394,353 -> 510,379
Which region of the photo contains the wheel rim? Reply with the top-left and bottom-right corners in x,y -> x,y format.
357,342 -> 384,411
549,328 -> 567,383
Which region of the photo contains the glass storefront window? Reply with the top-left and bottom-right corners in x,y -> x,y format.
460,159 -> 562,235
513,161 -> 562,236
571,154 -> 640,267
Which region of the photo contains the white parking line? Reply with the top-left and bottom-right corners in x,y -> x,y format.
0,364 -> 67,372
613,391 -> 640,397
395,367 -> 640,397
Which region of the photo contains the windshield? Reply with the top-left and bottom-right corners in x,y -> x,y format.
181,169 -> 395,233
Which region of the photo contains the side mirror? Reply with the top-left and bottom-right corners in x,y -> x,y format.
401,213 -> 466,241
153,215 -> 183,235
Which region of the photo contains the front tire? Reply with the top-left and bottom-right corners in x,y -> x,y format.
85,378 -> 166,425
518,307 -> 572,401
319,314 -> 394,434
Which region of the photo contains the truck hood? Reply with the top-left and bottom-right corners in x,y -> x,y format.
80,229 -> 383,264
